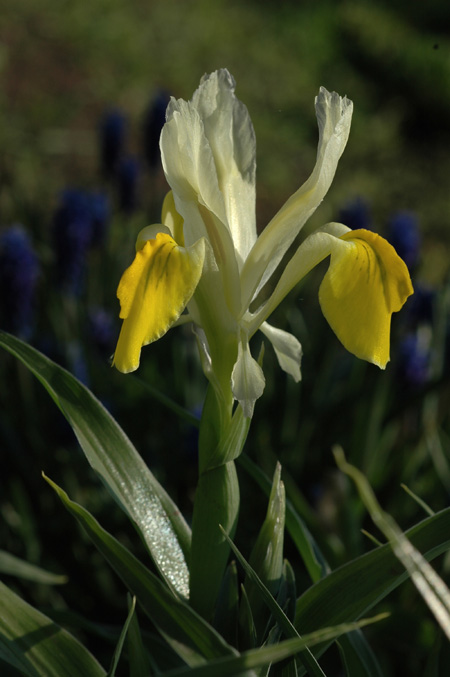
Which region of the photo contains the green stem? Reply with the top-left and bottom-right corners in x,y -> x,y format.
189,461 -> 239,620
189,380 -> 242,620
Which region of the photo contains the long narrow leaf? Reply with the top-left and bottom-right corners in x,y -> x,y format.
126,595 -> 153,677
238,455 -> 327,582
238,457 -> 382,674
0,550 -> 67,585
337,631 -> 384,677
44,474 -> 237,667
0,331 -> 190,598
0,580 -> 106,677
221,528 -> 326,677
162,615 -> 388,677
335,448 -> 450,640
107,596 -> 137,677
295,506 -> 450,648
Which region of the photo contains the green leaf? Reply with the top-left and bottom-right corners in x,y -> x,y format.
0,580 -> 106,676
277,561 -> 297,627
0,331 -> 190,598
44,474 -> 237,668
337,631 -> 384,677
246,463 -> 285,642
221,528 -> 326,677
125,595 -> 153,677
107,596 -> 137,677
161,615 -> 388,677
238,455 -> 327,582
0,550 -> 67,585
238,459 -> 383,674
334,449 -> 450,640
238,584 -> 257,651
213,561 -> 239,647
294,507 -> 450,649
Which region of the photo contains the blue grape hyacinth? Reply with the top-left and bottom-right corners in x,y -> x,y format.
0,225 -> 40,339
338,196 -> 372,231
53,189 -> 94,296
387,211 -> 420,271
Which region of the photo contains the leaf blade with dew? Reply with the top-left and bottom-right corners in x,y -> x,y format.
44,474 -> 237,667
0,330 -> 191,598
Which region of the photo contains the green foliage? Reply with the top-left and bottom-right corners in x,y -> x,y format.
1,333 -> 450,673
0,330 -> 191,598
0,581 -> 106,676
1,2 -> 450,674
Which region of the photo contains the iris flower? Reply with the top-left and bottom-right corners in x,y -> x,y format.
113,69 -> 413,417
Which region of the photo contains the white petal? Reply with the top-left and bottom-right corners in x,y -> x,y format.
161,99 -> 228,238
161,92 -> 242,317
241,88 -> 353,309
231,332 -> 265,418
248,223 -> 351,333
192,69 -> 257,265
260,322 -> 302,382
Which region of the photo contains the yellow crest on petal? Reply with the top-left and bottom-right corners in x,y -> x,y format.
319,229 -> 413,368
113,233 -> 205,373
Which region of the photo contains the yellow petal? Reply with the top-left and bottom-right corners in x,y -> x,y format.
113,233 -> 205,373
319,228 -> 413,368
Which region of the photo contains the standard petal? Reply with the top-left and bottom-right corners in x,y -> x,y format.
319,228 -> 413,368
231,332 -> 265,418
191,69 -> 257,265
241,88 -> 353,309
161,96 -> 242,317
113,233 -> 205,373
260,322 -> 302,382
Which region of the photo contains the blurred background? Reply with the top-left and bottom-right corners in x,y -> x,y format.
1,0 -> 450,674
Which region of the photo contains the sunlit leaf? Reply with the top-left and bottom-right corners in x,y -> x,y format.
0,581 -> 106,676
44,474 -> 237,668
238,455 -> 327,582
0,331 -> 190,598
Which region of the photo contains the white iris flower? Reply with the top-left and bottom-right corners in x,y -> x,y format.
113,69 -> 413,417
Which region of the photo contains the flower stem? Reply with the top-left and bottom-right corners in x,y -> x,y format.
189,460 -> 239,620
